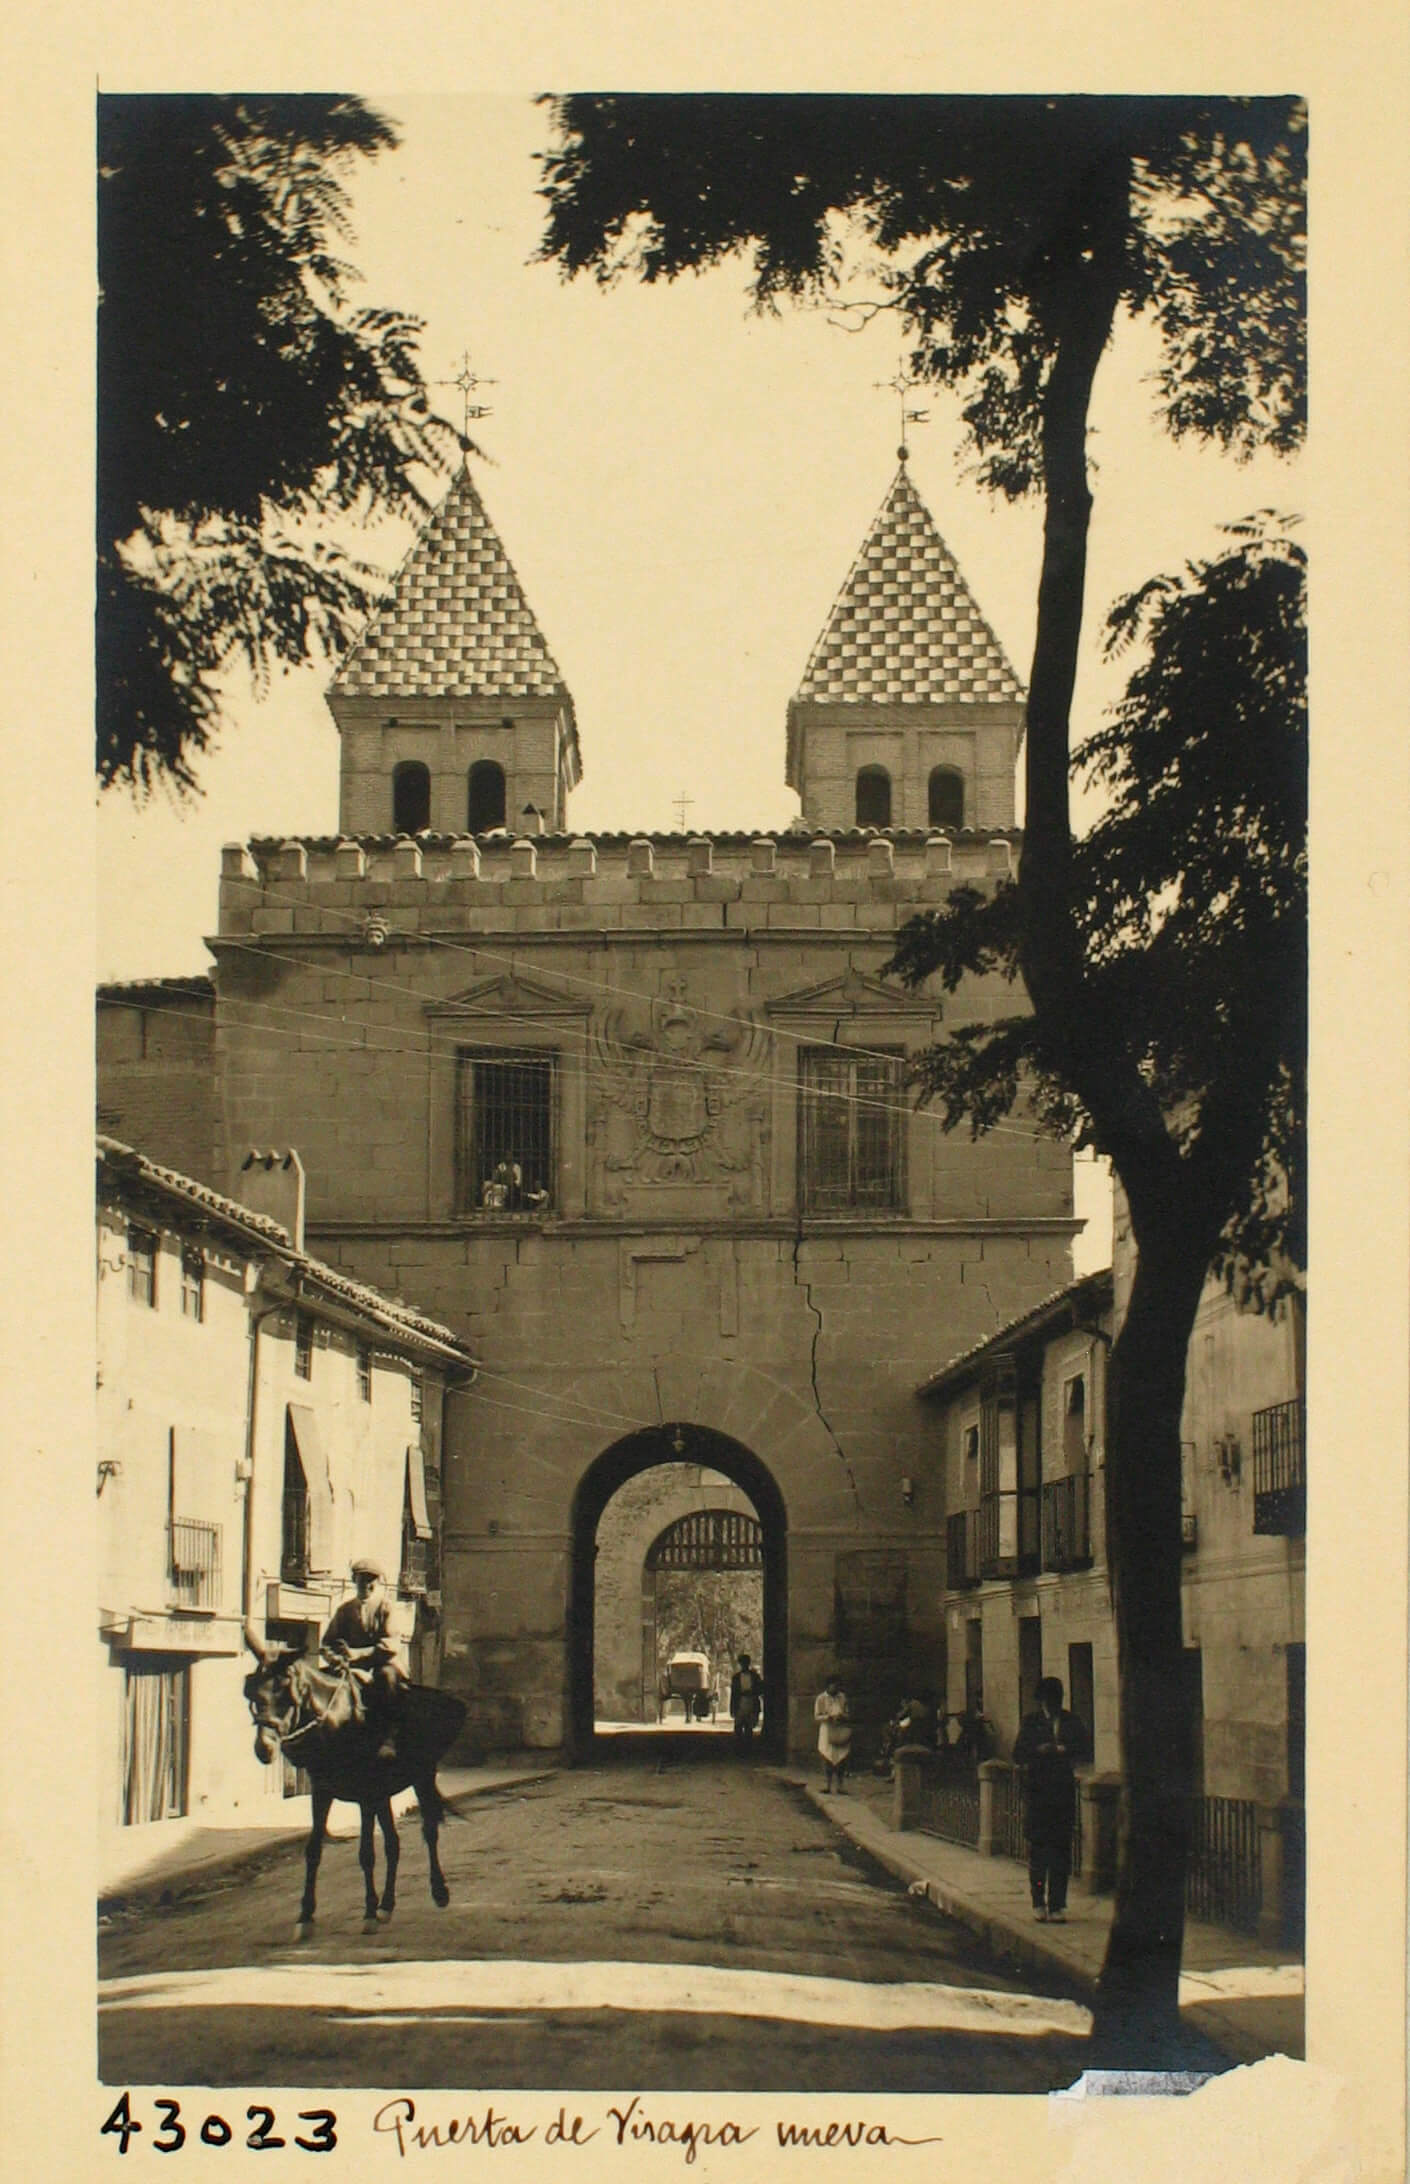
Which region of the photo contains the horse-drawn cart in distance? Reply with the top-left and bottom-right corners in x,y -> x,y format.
658,1650 -> 717,1722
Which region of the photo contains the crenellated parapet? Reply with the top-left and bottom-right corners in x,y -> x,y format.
217,826 -> 1018,941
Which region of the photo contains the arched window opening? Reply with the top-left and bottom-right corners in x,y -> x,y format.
855,765 -> 891,827
392,760 -> 430,835
468,759 -> 507,833
928,766 -> 965,830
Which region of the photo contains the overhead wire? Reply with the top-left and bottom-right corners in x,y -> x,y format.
103,883 -> 1054,1145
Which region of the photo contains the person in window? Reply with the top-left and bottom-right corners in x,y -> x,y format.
814,1675 -> 853,1794
323,1558 -> 403,1763
1012,1675 -> 1090,1922
730,1652 -> 762,1741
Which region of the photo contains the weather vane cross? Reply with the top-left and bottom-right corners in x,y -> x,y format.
434,349 -> 498,450
672,789 -> 694,832
875,363 -> 930,460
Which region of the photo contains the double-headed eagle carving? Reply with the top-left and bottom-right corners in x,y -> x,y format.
590,976 -> 772,1201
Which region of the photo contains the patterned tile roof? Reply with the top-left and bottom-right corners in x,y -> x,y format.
332,464 -> 574,714
795,460 -> 1024,706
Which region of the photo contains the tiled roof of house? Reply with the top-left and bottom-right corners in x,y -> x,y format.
331,464 -> 576,726
916,1269 -> 1114,1397
96,1136 -> 476,1364
795,461 -> 1024,707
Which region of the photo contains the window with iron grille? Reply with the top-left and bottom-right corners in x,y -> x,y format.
294,1312 -> 314,1380
356,1343 -> 373,1402
408,1375 -> 423,1424
180,1248 -> 204,1322
457,1050 -> 554,1215
798,1047 -> 904,1213
128,1226 -> 158,1307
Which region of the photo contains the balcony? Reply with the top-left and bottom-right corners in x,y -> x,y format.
978,1488 -> 1041,1581
1041,1473 -> 1093,1572
167,1518 -> 222,1611
945,1509 -> 980,1591
1252,1396 -> 1306,1535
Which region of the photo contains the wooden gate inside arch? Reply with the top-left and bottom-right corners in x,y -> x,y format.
648,1510 -> 764,1573
644,1509 -> 764,1722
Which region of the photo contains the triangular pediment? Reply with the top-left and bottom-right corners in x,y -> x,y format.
765,969 -> 939,1019
428,971 -> 592,1019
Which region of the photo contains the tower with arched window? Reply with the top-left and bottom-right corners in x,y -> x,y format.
327,463 -> 581,837
786,453 -> 1025,833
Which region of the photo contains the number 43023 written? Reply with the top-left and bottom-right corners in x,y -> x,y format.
101,2094 -> 337,2154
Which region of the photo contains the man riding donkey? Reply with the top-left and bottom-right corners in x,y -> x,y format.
322,1558 -> 404,1763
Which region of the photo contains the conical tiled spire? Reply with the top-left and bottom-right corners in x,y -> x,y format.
333,464 -> 573,710
795,460 -> 1023,706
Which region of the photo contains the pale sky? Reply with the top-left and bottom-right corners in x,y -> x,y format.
94,92 -> 1306,1275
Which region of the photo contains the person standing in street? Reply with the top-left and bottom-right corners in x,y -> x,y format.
730,1652 -> 762,1742
814,1675 -> 853,1794
1012,1675 -> 1090,1921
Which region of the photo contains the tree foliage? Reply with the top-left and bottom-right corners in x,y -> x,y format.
538,95 -> 1305,495
538,94 -> 1306,2044
889,518 -> 1307,1293
98,95 -> 455,793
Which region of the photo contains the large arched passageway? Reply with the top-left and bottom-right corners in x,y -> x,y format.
569,1426 -> 788,1760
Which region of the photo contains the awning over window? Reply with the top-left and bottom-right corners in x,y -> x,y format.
287,1404 -> 335,1572
405,1442 -> 432,1541
169,1424 -> 231,1522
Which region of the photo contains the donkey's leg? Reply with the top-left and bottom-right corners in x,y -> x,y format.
376,1800 -> 400,1920
422,1779 -> 450,1908
359,1802 -> 380,1930
296,1781 -> 333,1941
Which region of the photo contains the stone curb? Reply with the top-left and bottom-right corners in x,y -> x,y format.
781,1774 -> 1096,2001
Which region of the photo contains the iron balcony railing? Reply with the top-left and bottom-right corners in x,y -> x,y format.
1252,1396 -> 1306,1535
167,1518 -> 222,1611
1041,1473 -> 1093,1571
945,1509 -> 980,1590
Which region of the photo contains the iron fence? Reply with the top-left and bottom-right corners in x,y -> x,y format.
909,1754 -> 981,1848
1186,1795 -> 1261,1933
167,1518 -> 222,1610
1252,1397 -> 1306,1535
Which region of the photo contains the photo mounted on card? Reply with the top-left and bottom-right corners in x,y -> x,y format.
30,35 -> 1398,2173
90,83 -> 1308,2108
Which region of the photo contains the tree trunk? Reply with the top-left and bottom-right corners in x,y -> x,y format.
1091,1226 -> 1210,2058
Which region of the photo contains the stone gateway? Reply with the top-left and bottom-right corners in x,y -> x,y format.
197,455 -> 1076,1761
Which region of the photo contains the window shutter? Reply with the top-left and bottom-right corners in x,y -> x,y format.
287,1404 -> 335,1572
406,1442 -> 432,1540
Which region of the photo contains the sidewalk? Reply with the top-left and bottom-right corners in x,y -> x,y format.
99,1763 -> 556,1916
783,1767 -> 1304,2069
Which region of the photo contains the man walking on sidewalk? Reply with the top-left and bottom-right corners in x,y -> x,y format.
1013,1676 -> 1089,1922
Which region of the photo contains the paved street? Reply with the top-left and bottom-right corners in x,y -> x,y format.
100,1737 -> 1092,2092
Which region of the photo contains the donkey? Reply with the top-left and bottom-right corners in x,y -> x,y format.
243,1623 -> 467,1940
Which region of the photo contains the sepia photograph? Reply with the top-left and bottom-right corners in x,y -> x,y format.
3,16 -> 1406,2179
91,86 -> 1310,2096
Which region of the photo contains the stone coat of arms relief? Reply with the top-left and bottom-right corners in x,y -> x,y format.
589,976 -> 772,1212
